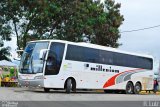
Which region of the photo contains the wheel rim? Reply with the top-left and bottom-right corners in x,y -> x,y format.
71,83 -> 73,89
135,85 -> 140,92
135,83 -> 141,94
68,79 -> 72,88
66,79 -> 72,93
127,85 -> 132,93
126,83 -> 133,94
70,82 -> 72,90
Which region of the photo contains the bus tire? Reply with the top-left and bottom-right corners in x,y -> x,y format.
65,79 -> 72,94
126,82 -> 134,94
134,82 -> 142,94
44,88 -> 50,92
71,79 -> 76,92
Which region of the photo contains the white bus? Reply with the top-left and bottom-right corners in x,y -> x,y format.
18,40 -> 154,94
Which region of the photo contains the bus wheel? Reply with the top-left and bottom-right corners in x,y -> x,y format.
134,82 -> 141,94
126,82 -> 134,94
65,79 -> 72,94
44,88 -> 50,92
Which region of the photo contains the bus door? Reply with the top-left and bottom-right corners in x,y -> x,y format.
44,42 -> 65,87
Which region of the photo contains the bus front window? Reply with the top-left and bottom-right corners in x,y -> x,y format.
20,42 -> 49,74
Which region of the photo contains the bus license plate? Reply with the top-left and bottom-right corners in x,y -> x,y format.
25,81 -> 29,85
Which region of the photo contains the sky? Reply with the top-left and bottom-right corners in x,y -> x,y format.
4,0 -> 160,60
115,0 -> 160,60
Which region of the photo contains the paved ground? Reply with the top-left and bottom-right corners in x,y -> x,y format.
0,87 -> 160,101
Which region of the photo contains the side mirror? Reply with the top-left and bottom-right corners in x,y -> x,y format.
39,49 -> 48,60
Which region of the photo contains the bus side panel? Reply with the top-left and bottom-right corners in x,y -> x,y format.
131,71 -> 154,90
43,60 -> 154,91
61,60 -> 153,90
43,75 -> 66,88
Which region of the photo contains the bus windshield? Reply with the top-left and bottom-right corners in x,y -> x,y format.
19,42 -> 49,74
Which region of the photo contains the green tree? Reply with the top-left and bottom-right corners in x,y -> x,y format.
0,47 -> 11,61
1,0 -> 61,49
93,0 -> 124,47
54,0 -> 124,47
0,1 -> 12,61
1,0 -> 124,49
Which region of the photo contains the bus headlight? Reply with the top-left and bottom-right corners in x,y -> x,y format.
34,75 -> 44,80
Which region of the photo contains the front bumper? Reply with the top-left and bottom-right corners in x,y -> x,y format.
18,79 -> 44,88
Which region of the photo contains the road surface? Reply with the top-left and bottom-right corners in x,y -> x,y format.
0,87 -> 159,101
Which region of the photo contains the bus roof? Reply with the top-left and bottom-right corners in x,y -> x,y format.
28,39 -> 154,59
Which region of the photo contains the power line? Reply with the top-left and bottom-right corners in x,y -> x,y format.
120,24 -> 160,33
10,24 -> 160,36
